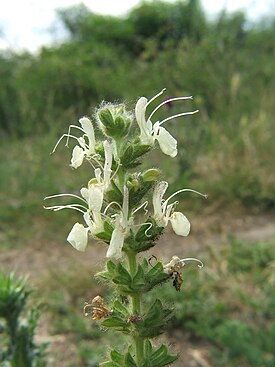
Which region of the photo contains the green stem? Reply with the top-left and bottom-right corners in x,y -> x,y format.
127,252 -> 144,365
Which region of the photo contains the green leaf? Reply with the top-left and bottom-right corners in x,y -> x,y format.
112,300 -> 130,318
113,264 -> 132,285
95,270 -> 110,280
99,108 -> 114,128
105,181 -> 123,204
124,352 -> 137,367
100,361 -> 120,367
107,260 -> 117,274
133,265 -> 145,287
132,144 -> 151,159
144,339 -> 153,356
110,349 -> 124,364
101,316 -> 128,328
138,300 -> 173,338
120,143 -> 134,166
104,220 -> 115,235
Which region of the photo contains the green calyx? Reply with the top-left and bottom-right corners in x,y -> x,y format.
97,105 -> 132,139
96,259 -> 171,295
101,343 -> 177,367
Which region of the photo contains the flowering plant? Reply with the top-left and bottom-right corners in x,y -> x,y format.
45,89 -> 205,366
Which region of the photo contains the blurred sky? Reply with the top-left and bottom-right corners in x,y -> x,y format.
0,0 -> 274,52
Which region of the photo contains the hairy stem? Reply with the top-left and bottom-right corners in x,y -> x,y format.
127,252 -> 144,365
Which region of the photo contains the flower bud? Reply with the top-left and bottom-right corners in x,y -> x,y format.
97,105 -> 132,139
142,169 -> 161,182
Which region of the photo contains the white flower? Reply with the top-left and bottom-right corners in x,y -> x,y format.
51,116 -> 96,168
44,181 -> 105,251
67,223 -> 89,251
106,186 -> 129,260
135,90 -> 198,157
153,181 -> 207,236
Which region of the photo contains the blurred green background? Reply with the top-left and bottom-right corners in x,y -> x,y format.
0,1 -> 275,366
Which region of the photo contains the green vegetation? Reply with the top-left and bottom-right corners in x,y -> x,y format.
0,0 -> 275,223
0,272 -> 47,366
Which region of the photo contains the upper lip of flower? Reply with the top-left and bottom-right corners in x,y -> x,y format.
106,186 -> 130,260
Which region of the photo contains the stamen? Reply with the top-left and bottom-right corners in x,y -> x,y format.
159,110 -> 199,126
148,96 -> 193,121
132,201 -> 148,215
44,204 -> 87,214
51,134 -> 79,154
44,193 -> 87,204
147,88 -> 166,106
164,188 -> 207,209
122,186 -> 129,220
180,258 -> 204,269
138,222 -> 153,237
83,302 -> 92,316
65,124 -> 85,147
90,156 -> 104,171
110,161 -> 121,182
103,201 -> 123,215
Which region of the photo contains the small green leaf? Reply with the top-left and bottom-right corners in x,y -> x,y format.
100,361 -> 120,367
113,264 -> 132,285
133,265 -> 145,287
132,144 -> 151,159
144,339 -> 153,356
105,181 -> 123,204
98,108 -> 114,128
120,143 -> 134,166
124,352 -> 137,367
101,316 -> 128,328
107,260 -> 116,274
112,300 -> 130,318
110,349 -> 124,364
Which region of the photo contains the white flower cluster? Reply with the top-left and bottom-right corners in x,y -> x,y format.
45,90 -> 204,260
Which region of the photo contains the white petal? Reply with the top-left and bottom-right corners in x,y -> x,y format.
135,97 -> 154,144
71,146 -> 85,168
135,97 -> 147,129
67,223 -> 89,251
79,117 -> 95,153
153,181 -> 168,226
103,140 -> 113,186
82,211 -> 90,227
88,185 -> 104,212
78,136 -> 86,149
106,228 -> 125,260
170,212 -> 190,236
156,126 -> 177,157
80,187 -> 89,201
80,185 -> 103,213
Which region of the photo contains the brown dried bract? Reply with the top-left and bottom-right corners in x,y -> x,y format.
84,295 -> 109,320
164,256 -> 183,291
127,314 -> 142,324
172,271 -> 183,292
